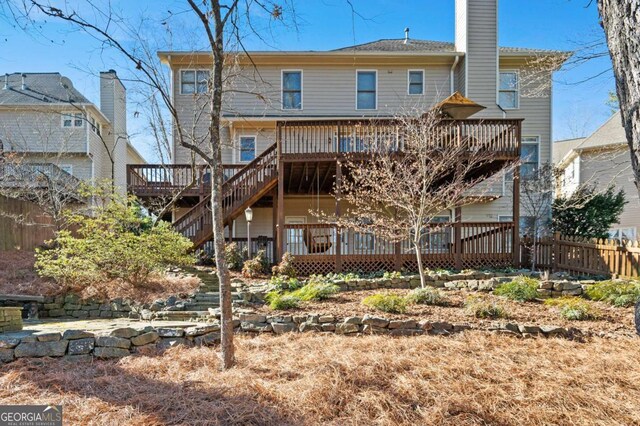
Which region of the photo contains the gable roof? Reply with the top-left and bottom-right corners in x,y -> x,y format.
0,73 -> 92,106
555,111 -> 627,167
553,137 -> 585,163
333,38 -> 569,56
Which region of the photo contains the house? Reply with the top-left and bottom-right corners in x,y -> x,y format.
0,70 -> 145,195
555,111 -> 639,241
128,0 -> 568,274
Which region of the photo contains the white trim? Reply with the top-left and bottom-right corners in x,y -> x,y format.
407,69 -> 425,95
61,112 -> 84,128
238,134 -> 257,163
284,216 -> 307,224
178,69 -> 210,95
281,69 -> 303,110
355,69 -> 378,110
497,69 -> 520,110
59,164 -> 73,176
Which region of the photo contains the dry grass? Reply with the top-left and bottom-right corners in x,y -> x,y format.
1,333 -> 640,425
0,250 -> 200,302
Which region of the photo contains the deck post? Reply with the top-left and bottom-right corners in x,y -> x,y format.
335,160 -> 342,273
454,207 -> 462,270
276,124 -> 285,262
272,188 -> 278,263
512,162 -> 521,269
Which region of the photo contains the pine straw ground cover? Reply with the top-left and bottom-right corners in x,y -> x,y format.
0,250 -> 200,302
1,333 -> 640,425
253,288 -> 635,336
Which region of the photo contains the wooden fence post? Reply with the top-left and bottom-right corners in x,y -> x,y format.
552,232 -> 560,273
454,207 -> 462,270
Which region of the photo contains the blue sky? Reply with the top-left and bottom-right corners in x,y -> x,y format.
0,0 -> 614,161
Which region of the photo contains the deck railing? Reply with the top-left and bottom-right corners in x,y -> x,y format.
283,222 -> 515,275
127,164 -> 245,197
277,118 -> 522,159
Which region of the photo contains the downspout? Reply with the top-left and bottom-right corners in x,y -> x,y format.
449,56 -> 460,95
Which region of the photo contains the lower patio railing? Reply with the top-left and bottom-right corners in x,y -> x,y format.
283,222 -> 515,275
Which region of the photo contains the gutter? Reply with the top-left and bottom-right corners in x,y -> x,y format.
449,56 -> 459,94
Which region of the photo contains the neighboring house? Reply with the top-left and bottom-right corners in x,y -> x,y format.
128,0 -> 567,273
555,111 -> 639,241
0,71 -> 146,195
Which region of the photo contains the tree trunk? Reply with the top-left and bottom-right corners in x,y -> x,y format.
413,241 -> 426,288
598,0 -> 640,201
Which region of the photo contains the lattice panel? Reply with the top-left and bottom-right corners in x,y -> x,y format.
293,259 -> 336,276
341,258 -> 396,274
461,255 -> 512,270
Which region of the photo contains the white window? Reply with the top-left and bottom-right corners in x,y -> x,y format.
239,136 -> 256,162
499,71 -> 519,109
90,117 -> 101,135
180,70 -> 210,94
285,216 -> 307,253
282,70 -> 302,110
62,113 -> 84,128
356,70 -> 377,110
354,232 -> 375,251
408,70 -> 424,95
609,227 -> 637,242
59,164 -> 73,176
521,137 -> 540,179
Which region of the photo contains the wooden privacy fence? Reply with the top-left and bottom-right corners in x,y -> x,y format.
0,196 -> 55,251
520,234 -> 640,278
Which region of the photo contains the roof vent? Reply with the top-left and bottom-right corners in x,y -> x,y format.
21,73 -> 26,90
3,74 -> 8,90
404,27 -> 410,44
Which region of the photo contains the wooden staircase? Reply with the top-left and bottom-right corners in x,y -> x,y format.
173,143 -> 278,250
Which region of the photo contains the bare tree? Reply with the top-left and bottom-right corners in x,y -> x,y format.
597,0 -> 640,201
2,0 -> 294,369
317,111 -> 515,288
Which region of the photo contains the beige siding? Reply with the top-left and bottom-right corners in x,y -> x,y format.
579,148 -> 640,235
0,107 -> 87,153
22,153 -> 93,181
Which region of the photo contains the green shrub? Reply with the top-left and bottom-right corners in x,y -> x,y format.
545,297 -> 600,320
271,252 -> 297,278
383,271 -> 402,280
265,291 -> 300,310
494,275 -> 540,302
584,280 -> 640,307
269,275 -> 303,291
35,196 -> 194,290
224,243 -> 244,271
315,272 -> 359,283
290,282 -> 339,301
362,293 -> 408,314
242,250 -> 269,278
406,287 -> 449,306
464,296 -> 508,319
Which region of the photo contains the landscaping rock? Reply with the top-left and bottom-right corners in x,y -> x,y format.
194,332 -> 221,346
362,315 -> 390,328
239,313 -> 266,323
62,330 -> 94,340
110,327 -> 139,338
272,322 -> 296,334
267,315 -> 293,324
336,322 -> 359,334
0,348 -> 14,363
156,338 -> 192,350
0,337 -> 21,349
95,336 -> 131,349
318,315 -> 335,323
431,322 -> 453,331
240,322 -> 272,332
184,324 -> 220,337
14,340 -> 68,358
94,347 -> 130,358
156,328 -> 184,338
35,332 -> 61,342
131,332 -> 159,346
390,328 -> 424,336
362,324 -> 388,334
68,338 -> 95,355
299,322 -> 322,332
388,320 -> 417,329
540,326 -> 568,337
343,316 -> 362,325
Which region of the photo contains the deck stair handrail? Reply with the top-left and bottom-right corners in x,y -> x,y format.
173,143 -> 278,249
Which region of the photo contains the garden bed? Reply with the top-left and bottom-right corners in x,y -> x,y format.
251,288 -> 635,336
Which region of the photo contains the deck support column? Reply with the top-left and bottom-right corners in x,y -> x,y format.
335,160 -> 342,273
272,189 -> 278,264
512,166 -> 521,268
454,207 -> 463,270
276,129 -> 285,263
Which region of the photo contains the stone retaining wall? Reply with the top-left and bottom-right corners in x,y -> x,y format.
0,313 -> 585,364
0,295 -> 139,320
0,307 -> 22,333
